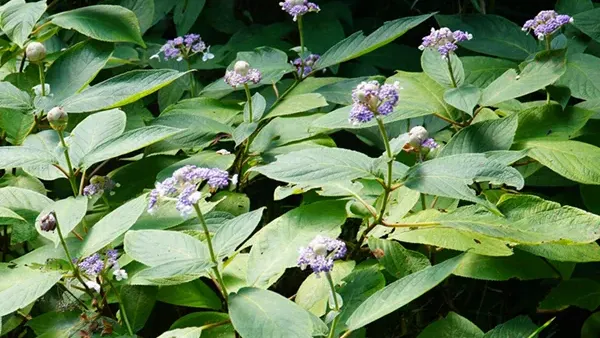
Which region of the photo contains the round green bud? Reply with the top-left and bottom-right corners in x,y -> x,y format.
47,107 -> 68,131
26,42 -> 46,63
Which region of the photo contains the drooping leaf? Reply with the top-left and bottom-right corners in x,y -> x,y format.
480,50 -> 567,106
78,195 -> 146,257
228,287 -> 327,338
213,208 -> 264,260
573,8 -> 600,43
0,0 -> 47,47
435,14 -> 538,60
0,266 -> 62,317
345,254 -> 464,330
314,13 -> 433,70
421,49 -> 464,88
62,70 -> 189,113
51,5 -> 145,46
483,316 -> 539,338
418,312 -> 484,338
443,85 -> 481,115
514,104 -> 593,141
439,114 -> 518,156
81,125 -> 181,168
125,229 -> 208,267
539,278 -> 600,311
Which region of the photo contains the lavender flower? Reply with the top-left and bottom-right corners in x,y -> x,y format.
292,54 -> 320,77
113,269 -> 128,281
419,27 -> 473,59
224,61 -> 262,88
85,281 -> 101,293
522,10 -> 573,40
150,33 -> 214,62
349,81 -> 401,125
83,176 -> 119,198
297,235 -> 346,276
279,0 -> 320,21
421,138 -> 439,150
39,211 -> 57,232
148,165 -> 233,215
78,253 -> 105,277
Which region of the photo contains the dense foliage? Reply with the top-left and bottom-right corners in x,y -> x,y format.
1,0 -> 600,337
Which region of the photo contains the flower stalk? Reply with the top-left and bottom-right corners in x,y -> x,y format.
326,272 -> 341,338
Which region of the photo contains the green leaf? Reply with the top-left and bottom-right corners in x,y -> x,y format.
421,49 -> 464,88
443,85 -> 481,115
314,77 -> 367,105
148,114 -> 231,152
573,8 -> 600,43
232,122 -> 258,147
68,109 -> 126,168
314,13 -> 433,70
25,311 -> 80,338
246,200 -> 347,288
435,14 -> 538,60
78,195 -> 146,257
265,93 -> 328,118
212,191 -> 250,216
119,0 -> 155,34
518,242 -> 600,262
312,72 -> 459,130
582,312 -> 600,338
480,50 -> 567,106
556,53 -> 600,101
35,196 -> 87,247
402,154 -> 524,210
51,5 -> 145,46
125,229 -> 208,266
120,285 -> 157,332
0,266 -> 62,317
483,316 -> 538,338
81,125 -> 181,168
229,287 -> 327,338
0,111 -> 35,145
213,208 -> 264,260
161,97 -> 241,124
0,0 -> 46,47
514,104 -> 593,141
295,261 -> 355,316
157,327 -> 203,338
174,0 -> 205,35
130,259 -> 214,286
0,82 -> 32,110
462,56 -> 518,88
45,40 -> 114,105
62,70 -> 188,113
0,146 -> 56,170
418,312 -> 484,338
439,114 -> 518,156
517,139 -> 600,185
170,312 -> 234,338
21,130 -> 67,180
244,92 -> 266,122
368,237 -> 431,279
156,280 -> 221,309
0,187 -> 51,227
251,148 -> 376,186
539,278 -> 600,311
453,251 -> 562,280
345,254 -> 464,330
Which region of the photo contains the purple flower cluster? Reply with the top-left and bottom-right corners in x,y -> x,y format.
150,33 -> 214,62
148,165 -> 232,216
297,235 -> 347,276
78,253 -> 105,277
349,81 -> 401,125
83,176 -> 119,197
522,10 -> 573,40
77,249 -> 127,282
279,0 -> 320,21
418,27 -> 473,59
224,61 -> 262,88
293,54 -> 320,77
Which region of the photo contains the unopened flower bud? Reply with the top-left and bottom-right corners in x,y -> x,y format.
26,42 -> 46,63
40,211 -> 57,232
408,126 -> 429,148
47,107 -> 68,131
234,61 -> 250,76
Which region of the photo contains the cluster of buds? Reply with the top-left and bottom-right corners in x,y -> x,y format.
224,61 -> 262,88
47,106 -> 68,131
83,176 -> 120,198
150,33 -> 214,62
26,42 -> 46,63
297,235 -> 346,276
404,126 -> 439,153
418,27 -> 473,59
522,10 -> 573,40
349,81 -> 401,125
148,165 -> 235,217
279,0 -> 320,21
292,54 -> 320,78
76,249 -> 128,292
39,211 -> 57,232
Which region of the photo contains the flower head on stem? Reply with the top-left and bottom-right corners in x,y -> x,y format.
522,10 -> 573,40
224,61 -> 262,88
418,27 -> 473,59
297,235 -> 346,276
279,0 -> 320,21
150,33 -> 214,62
349,81 -> 401,125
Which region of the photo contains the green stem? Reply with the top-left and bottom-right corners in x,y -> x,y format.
326,272 -> 340,338
106,279 -> 133,335
420,194 -> 427,210
57,130 -> 78,196
38,63 -> 46,96
446,57 -> 458,88
545,37 -> 551,51
193,204 -> 228,302
56,220 -> 94,297
187,61 -> 196,97
243,84 -> 253,122
298,16 -> 305,78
